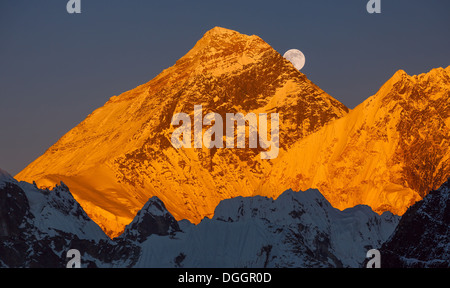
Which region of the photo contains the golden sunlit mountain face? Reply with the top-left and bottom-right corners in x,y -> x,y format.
258,67 -> 450,215
15,27 -> 348,238
15,27 -> 450,238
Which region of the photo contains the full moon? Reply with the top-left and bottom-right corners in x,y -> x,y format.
283,49 -> 306,71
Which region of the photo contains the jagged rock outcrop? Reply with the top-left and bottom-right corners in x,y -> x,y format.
379,179 -> 450,268
0,168 -> 139,268
120,197 -> 181,243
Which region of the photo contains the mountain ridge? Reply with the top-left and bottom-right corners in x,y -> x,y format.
3,168 -> 448,268
14,26 -> 450,238
1,170 -> 400,268
257,65 -> 450,215
16,27 -> 349,237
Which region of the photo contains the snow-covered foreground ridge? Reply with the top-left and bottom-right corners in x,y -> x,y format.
1,168 -> 402,268
132,188 -> 399,268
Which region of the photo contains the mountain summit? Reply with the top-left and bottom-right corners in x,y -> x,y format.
16,27 -> 348,237
258,66 -> 450,215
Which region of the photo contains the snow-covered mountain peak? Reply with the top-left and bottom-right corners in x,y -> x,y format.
16,27 -> 348,237
131,187 -> 399,268
390,69 -> 409,83
380,66 -> 450,104
0,168 -> 17,188
203,26 -> 241,38
120,197 -> 181,242
213,189 -> 333,224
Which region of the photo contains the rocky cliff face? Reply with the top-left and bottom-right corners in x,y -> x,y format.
16,27 -> 348,237
0,169 -> 127,268
379,179 -> 450,268
120,197 -> 181,243
258,67 -> 450,216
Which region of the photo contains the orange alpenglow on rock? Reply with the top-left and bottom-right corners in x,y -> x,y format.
257,66 -> 450,215
16,27 -> 348,237
16,26 -> 450,239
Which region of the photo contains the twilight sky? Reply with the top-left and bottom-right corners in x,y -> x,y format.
0,0 -> 449,175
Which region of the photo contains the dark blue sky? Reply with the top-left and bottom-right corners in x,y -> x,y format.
1,0 -> 449,175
